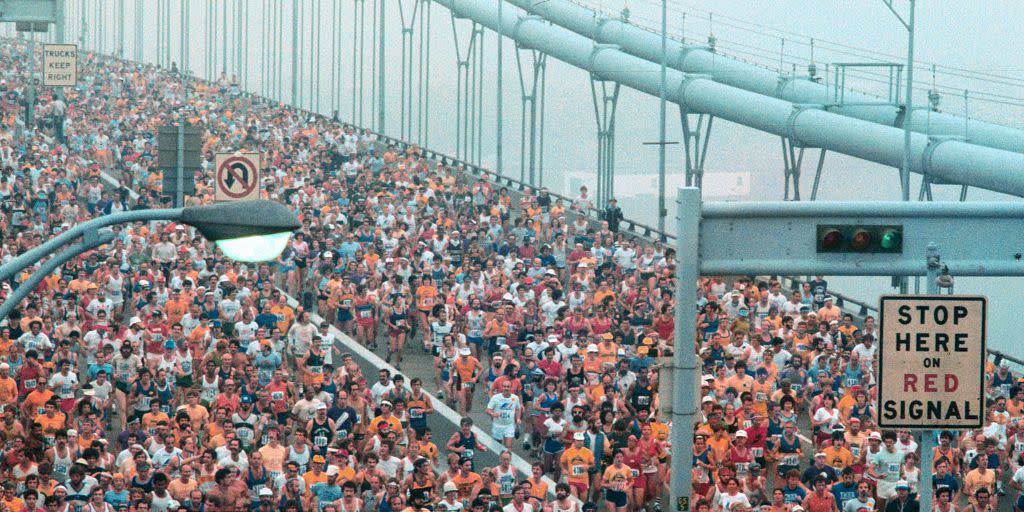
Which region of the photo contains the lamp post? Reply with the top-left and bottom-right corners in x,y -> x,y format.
882,0 -> 915,202
0,200 -> 300,323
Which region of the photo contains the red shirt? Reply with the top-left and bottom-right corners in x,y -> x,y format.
803,492 -> 836,512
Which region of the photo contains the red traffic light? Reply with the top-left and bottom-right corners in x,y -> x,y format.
820,229 -> 843,250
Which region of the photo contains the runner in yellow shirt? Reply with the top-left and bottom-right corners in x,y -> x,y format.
560,432 -> 595,499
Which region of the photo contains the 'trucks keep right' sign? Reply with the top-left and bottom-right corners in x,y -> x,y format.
878,295 -> 986,429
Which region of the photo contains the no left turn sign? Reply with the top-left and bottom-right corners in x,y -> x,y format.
215,152 -> 261,201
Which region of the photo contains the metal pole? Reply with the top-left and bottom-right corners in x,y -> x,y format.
221,0 -> 228,75
314,0 -> 321,112
176,124 -> 185,208
423,0 -> 431,148
26,37 -> 36,132
496,0 -> 504,174
292,0 -> 299,105
117,0 -> 124,57
670,187 -> 699,512
900,0 -> 915,201
55,0 -> 66,106
378,0 -> 386,131
657,0 -> 668,231
918,241 -> 938,511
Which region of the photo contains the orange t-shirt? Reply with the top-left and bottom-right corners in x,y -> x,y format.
561,447 -> 595,484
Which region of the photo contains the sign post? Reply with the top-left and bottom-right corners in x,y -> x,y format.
158,125 -> 203,206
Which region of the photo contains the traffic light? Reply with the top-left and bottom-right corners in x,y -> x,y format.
816,225 -> 903,253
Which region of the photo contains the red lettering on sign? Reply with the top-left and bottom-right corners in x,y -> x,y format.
904,374 -> 917,392
946,374 -> 959,392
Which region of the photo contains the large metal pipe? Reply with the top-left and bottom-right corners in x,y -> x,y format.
432,0 -> 1024,197
506,0 -> 1024,155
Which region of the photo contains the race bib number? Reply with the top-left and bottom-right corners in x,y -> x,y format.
500,410 -> 514,421
500,480 -> 515,495
360,310 -> 372,318
410,408 -> 424,419
755,392 -> 766,401
272,391 -> 285,401
24,379 -> 36,390
315,436 -> 328,447
572,465 -> 586,476
462,382 -> 473,390
751,447 -> 764,458
782,455 -> 798,466
851,445 -> 860,458
887,463 -> 900,475
463,449 -> 474,460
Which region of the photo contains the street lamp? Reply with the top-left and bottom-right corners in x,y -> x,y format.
881,0 -> 916,202
180,200 -> 300,262
0,200 -> 300,323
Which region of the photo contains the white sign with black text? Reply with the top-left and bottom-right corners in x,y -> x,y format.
878,295 -> 986,429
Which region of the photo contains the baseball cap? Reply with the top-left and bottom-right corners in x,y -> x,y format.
443,482 -> 458,494
326,466 -> 339,477
895,480 -> 910,490
459,347 -> 471,356
868,431 -> 882,440
573,432 -> 586,441
586,344 -> 599,353
312,455 -> 326,463
734,430 -> 747,438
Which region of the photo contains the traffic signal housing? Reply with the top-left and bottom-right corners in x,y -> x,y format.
816,225 -> 903,254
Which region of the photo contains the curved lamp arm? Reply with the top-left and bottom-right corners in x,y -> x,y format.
0,230 -> 117,323
0,208 -> 183,284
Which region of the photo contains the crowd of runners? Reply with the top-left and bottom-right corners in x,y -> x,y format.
0,38 -> 1022,512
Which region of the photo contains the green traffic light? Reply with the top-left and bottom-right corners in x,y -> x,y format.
880,229 -> 902,250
